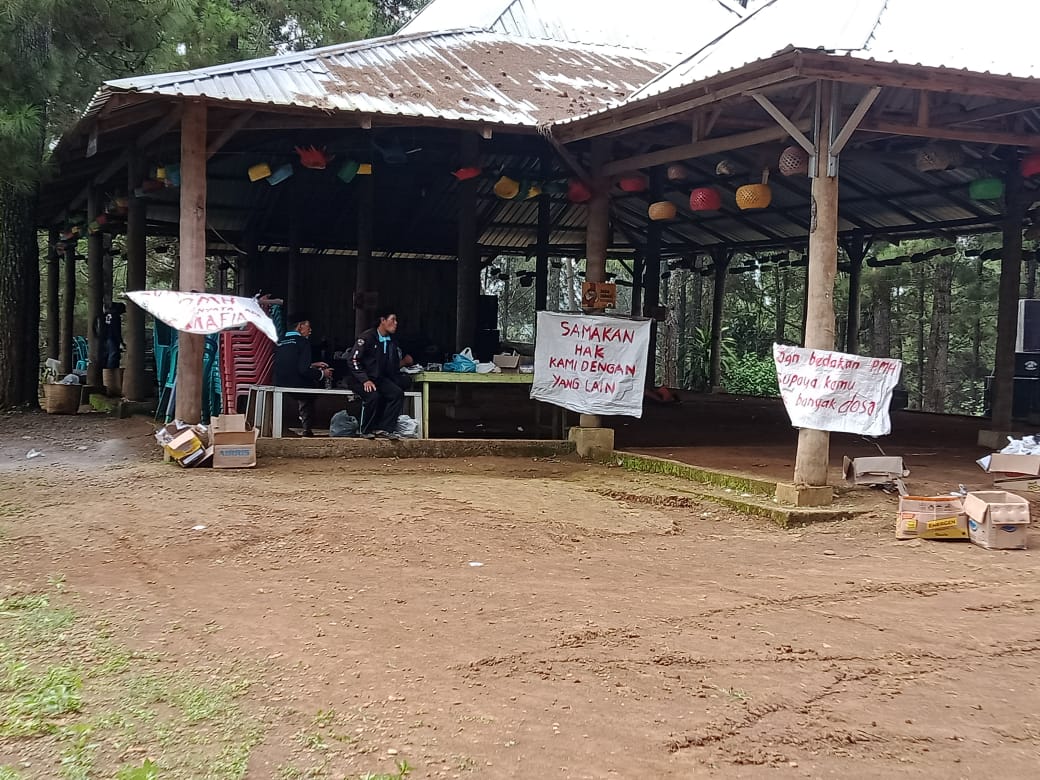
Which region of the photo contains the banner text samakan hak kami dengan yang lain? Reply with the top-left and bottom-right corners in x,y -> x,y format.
531,312 -> 651,417
773,344 -> 902,436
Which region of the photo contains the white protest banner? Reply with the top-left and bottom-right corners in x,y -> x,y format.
531,312 -> 652,417
773,343 -> 902,436
127,291 -> 279,342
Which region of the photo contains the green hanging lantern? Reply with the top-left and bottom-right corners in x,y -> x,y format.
969,177 -> 1004,201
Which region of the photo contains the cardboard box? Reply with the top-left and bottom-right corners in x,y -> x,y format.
210,415 -> 258,469
164,429 -> 211,468
492,353 -> 521,372
896,495 -> 969,540
977,453 -> 1040,493
844,456 -> 909,494
963,490 -> 1030,550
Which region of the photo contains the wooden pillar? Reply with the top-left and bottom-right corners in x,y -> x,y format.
580,138 -> 611,428
86,189 -> 104,387
643,169 -> 663,388
990,160 -> 1025,430
708,249 -> 730,390
844,234 -> 866,354
631,253 -> 644,317
102,235 -> 114,307
124,152 -> 149,401
794,82 -> 839,487
535,154 -> 551,312
46,228 -> 59,361
354,165 -> 375,337
175,101 -> 207,424
238,225 -> 258,297
60,247 -> 76,374
455,131 -> 480,350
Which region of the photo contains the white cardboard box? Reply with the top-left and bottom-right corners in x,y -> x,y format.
963,491 -> 1030,550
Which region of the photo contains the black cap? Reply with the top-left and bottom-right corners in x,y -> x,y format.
287,312 -> 309,327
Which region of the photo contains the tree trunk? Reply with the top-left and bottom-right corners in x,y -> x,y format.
915,264 -> 927,410
870,276 -> 892,358
0,183 -> 41,406
924,260 -> 953,412
46,228 -> 60,361
774,266 -> 787,343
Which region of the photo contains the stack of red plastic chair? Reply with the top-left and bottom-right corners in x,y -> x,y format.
219,324 -> 275,415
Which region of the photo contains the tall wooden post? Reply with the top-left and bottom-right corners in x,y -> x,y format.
46,228 -> 59,361
631,254 -> 643,317
354,165 -> 375,337
844,233 -> 866,354
535,154 -> 551,312
708,248 -> 730,390
86,189 -> 104,387
794,82 -> 839,488
990,160 -> 1025,431
102,235 -> 113,307
61,247 -> 76,374
175,101 -> 207,424
643,168 -> 663,388
456,131 -> 480,350
579,138 -> 611,430
124,152 -> 149,401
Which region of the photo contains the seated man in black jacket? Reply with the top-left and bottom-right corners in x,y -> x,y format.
347,309 -> 410,438
274,313 -> 332,437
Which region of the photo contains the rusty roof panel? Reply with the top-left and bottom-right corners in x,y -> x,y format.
97,30 -> 665,128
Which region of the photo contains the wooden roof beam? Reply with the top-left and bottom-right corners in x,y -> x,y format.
857,120 -> 1040,149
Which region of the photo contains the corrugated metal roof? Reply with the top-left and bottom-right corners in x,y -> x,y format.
629,0 -> 1039,102
399,0 -> 748,63
95,29 -> 665,128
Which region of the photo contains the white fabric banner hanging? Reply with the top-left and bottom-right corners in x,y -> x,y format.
773,343 -> 903,436
127,291 -> 279,342
531,312 -> 652,417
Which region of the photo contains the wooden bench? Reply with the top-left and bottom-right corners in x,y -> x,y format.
245,385 -> 422,438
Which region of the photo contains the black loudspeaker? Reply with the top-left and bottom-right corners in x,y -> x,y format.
1015,353 -> 1040,378
1017,299 -> 1040,352
477,295 -> 499,331
473,329 -> 500,362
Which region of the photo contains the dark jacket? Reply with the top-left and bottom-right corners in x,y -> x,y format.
274,332 -> 322,388
348,328 -> 401,385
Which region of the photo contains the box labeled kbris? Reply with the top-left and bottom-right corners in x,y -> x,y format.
896,495 -> 968,540
209,414 -> 258,468
963,491 -> 1030,550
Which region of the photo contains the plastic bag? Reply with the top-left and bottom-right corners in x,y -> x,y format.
443,348 -> 477,373
395,415 -> 419,438
330,410 -> 360,438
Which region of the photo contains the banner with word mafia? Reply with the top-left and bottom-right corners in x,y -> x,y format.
773,344 -> 902,436
531,312 -> 652,417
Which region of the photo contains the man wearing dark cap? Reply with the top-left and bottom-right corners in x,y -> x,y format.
274,313 -> 332,437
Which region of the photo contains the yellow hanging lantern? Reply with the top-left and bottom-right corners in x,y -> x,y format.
248,163 -> 272,182
648,201 -> 677,221
357,163 -> 373,175
736,183 -> 772,210
494,176 -> 521,199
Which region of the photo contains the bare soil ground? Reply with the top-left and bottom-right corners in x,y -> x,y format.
1,408 -> 1039,779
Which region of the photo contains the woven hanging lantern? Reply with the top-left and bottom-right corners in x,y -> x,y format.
736,183 -> 772,210
914,142 -> 963,173
1022,153 -> 1040,178
688,187 -> 722,212
648,201 -> 677,221
248,163 -> 272,182
337,160 -> 360,183
567,179 -> 592,203
266,164 -> 294,186
618,175 -> 648,193
295,145 -> 333,170
715,159 -> 738,176
452,166 -> 482,181
357,163 -> 372,175
666,164 -> 686,182
969,177 -> 1004,200
494,175 -> 520,199
778,145 -> 809,177
165,164 -> 181,187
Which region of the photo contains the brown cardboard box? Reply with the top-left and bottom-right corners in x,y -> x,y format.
896,495 -> 969,540
164,429 -> 211,468
210,414 -> 258,469
963,491 -> 1030,550
492,353 -> 521,372
843,456 -> 909,494
977,453 -> 1040,493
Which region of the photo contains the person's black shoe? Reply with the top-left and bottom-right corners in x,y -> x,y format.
301,429 -> 314,437
374,430 -> 403,440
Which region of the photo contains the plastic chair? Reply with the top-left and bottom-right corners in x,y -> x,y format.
73,336 -> 89,372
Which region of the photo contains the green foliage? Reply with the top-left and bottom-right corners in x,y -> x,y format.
114,760 -> 160,780
722,353 -> 779,397
358,759 -> 413,780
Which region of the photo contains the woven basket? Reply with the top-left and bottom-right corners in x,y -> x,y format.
778,145 -> 809,177
44,383 -> 80,415
1022,153 -> 1040,178
736,183 -> 772,210
689,187 -> 722,212
567,179 -> 592,203
618,175 -> 648,193
666,164 -> 686,182
648,201 -> 677,221
914,143 -> 963,173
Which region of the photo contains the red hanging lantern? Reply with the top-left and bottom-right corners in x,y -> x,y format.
689,187 -> 722,212
1022,153 -> 1040,178
618,175 -> 648,193
295,145 -> 334,170
452,166 -> 482,181
567,179 -> 592,203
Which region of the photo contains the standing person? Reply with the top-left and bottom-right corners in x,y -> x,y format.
274,313 -> 332,437
94,302 -> 125,369
347,309 -> 410,438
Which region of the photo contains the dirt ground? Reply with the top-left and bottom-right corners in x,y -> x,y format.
1,406 -> 1039,779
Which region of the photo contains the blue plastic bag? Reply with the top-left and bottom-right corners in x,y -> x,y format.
443,349 -> 477,373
